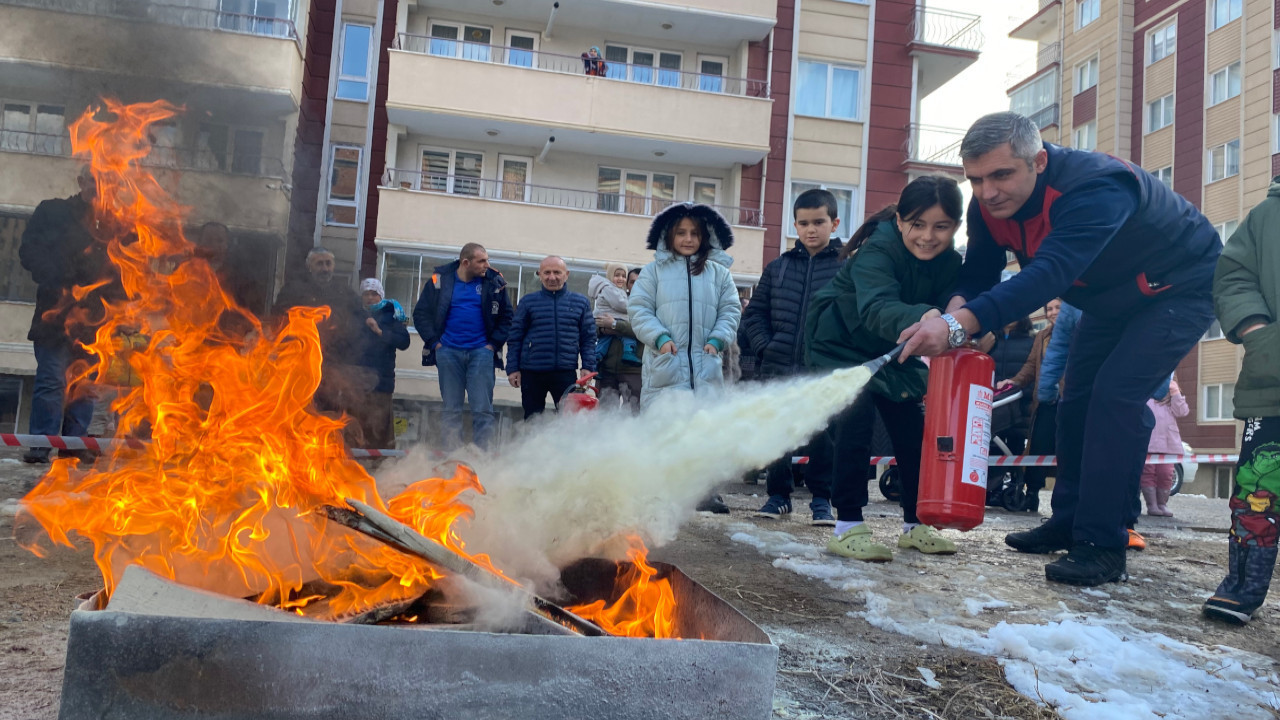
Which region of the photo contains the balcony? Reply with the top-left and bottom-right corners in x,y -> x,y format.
1027,104 -> 1060,130
1006,42 -> 1061,89
386,40 -> 772,168
376,169 -> 766,275
1009,0 -> 1062,41
907,5 -> 984,99
0,1 -> 303,109
903,124 -> 966,177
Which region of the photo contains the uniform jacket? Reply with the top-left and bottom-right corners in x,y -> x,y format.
411,261 -> 514,369
506,287 -> 596,373
741,237 -> 843,376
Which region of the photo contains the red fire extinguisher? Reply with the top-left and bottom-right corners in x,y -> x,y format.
916,348 -> 994,531
560,372 -> 600,414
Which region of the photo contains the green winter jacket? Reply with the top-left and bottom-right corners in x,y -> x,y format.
1214,177 -> 1280,419
804,221 -> 962,401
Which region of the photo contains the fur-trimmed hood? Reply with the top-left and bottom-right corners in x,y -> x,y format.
645,203 -> 736,269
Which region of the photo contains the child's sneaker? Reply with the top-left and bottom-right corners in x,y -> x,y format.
754,495 -> 791,519
809,497 -> 836,526
827,525 -> 893,562
898,525 -> 957,555
1127,528 -> 1147,551
1203,541 -> 1276,625
1202,595 -> 1260,625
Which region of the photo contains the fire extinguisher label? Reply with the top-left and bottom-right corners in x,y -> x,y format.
960,384 -> 993,489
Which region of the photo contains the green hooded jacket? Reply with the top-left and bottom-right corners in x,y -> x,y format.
1214,177 -> 1280,419
804,220 -> 962,400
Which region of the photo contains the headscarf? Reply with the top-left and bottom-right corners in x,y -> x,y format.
361,277 -> 407,322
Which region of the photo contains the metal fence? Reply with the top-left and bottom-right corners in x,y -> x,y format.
1,0 -> 298,40
395,34 -> 769,98
382,168 -> 764,227
0,130 -> 68,157
906,124 -> 965,167
909,5 -> 984,53
0,129 -> 286,178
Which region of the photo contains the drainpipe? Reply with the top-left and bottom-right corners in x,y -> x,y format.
545,2 -> 559,38
352,0 -> 386,284
758,27 -> 773,226
313,0 -> 345,250
536,135 -> 556,164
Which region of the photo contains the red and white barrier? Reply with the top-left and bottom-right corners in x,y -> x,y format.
792,453 -> 1238,467
0,433 -> 407,458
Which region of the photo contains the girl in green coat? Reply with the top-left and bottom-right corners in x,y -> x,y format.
804,176 -> 964,562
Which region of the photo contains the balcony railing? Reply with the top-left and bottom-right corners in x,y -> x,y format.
1,0 -> 299,40
0,129 -> 286,177
1027,104 -> 1060,129
382,168 -> 764,227
1006,42 -> 1061,84
0,130 -> 68,157
395,34 -> 769,98
909,6 -> 984,53
906,124 -> 966,167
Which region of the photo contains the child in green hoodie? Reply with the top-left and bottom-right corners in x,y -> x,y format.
804,175 -> 964,562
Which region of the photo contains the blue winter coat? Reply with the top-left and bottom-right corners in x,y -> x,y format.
360,302 -> 411,393
506,287 -> 596,373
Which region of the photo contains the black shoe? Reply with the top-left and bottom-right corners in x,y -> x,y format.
1024,491 -> 1040,513
1005,522 -> 1071,554
21,452 -> 50,464
1202,595 -> 1259,625
697,494 -> 730,514
1044,542 -> 1127,586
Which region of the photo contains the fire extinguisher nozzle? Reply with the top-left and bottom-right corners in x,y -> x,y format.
861,342 -> 908,375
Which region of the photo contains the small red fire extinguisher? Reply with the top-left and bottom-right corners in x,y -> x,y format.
916,349 -> 994,531
560,372 -> 600,414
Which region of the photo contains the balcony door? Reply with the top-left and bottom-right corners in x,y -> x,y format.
697,56 -> 727,93
497,155 -> 532,202
598,167 -> 675,215
690,177 -> 721,206
504,30 -> 539,68
604,45 -> 682,87
429,22 -> 493,62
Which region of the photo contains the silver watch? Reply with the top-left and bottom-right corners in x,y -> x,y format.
940,313 -> 967,348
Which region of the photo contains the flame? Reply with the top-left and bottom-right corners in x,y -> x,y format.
567,536 -> 677,639
16,100 -> 674,635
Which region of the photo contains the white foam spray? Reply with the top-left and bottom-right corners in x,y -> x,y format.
378,367 -> 873,592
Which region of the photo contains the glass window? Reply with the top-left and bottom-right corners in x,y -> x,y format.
1203,319 -> 1224,341
787,182 -> 855,240
1146,95 -> 1174,132
1215,220 -> 1239,243
1209,63 -> 1242,105
1073,122 -> 1096,151
326,145 -> 362,226
1148,23 -> 1176,64
631,50 -> 655,84
796,60 -> 861,120
1154,166 -> 1172,188
1207,140 -> 1241,182
337,23 -> 372,101
1075,57 -> 1098,93
1077,0 -> 1100,28
691,177 -> 720,206
1010,72 -> 1058,117
383,252 -> 422,311
658,52 -> 682,88
506,33 -> 536,68
596,167 -> 622,211
699,58 -> 726,93
597,167 -> 678,215
604,45 -> 629,81
1203,382 -> 1235,420
429,24 -> 459,57
1210,0 -> 1242,31
419,147 -> 484,195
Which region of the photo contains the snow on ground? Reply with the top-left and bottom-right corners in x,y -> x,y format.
728,523 -> 1280,720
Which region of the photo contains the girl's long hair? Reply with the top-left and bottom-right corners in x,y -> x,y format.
839,175 -> 963,261
665,215 -> 713,275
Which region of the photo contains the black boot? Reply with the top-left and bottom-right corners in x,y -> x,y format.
696,494 -> 730,514
1005,522 -> 1071,554
1203,540 -> 1276,625
1044,542 -> 1127,586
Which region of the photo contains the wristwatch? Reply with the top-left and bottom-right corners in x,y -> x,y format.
940,313 -> 967,348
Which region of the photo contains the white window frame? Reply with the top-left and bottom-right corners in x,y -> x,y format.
795,59 -> 863,121
1073,121 -> 1097,151
1208,63 -> 1242,106
1146,94 -> 1174,133
419,145 -> 486,195
1207,140 -> 1241,183
1147,22 -> 1176,65
1273,114 -> 1280,154
336,22 -> 373,102
0,100 -> 66,155
1074,57 -> 1098,93
1153,166 -> 1172,188
427,20 -> 495,60
604,44 -> 684,87
1274,29 -> 1280,69
496,154 -> 534,202
1202,318 -> 1225,341
1076,0 -> 1100,29
1214,220 -> 1239,244
696,54 -> 731,93
786,181 -> 858,240
1210,0 -> 1242,31
689,176 -> 723,206
325,144 -> 363,228
597,166 -> 678,215
503,29 -> 540,67
1202,382 -> 1235,421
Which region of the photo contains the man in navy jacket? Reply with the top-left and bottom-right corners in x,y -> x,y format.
507,256 -> 596,418
899,112 -> 1220,586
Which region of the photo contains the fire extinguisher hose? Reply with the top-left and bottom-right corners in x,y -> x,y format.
860,342 -> 908,376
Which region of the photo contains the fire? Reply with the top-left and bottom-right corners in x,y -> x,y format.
15,100 -> 674,635
567,536 -> 677,639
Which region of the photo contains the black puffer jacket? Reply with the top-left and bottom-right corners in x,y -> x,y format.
741,238 -> 843,376
990,333 -> 1034,382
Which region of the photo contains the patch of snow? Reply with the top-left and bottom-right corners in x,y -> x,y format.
917,666 -> 942,689
963,596 -> 1012,616
0,458 -> 19,464
1080,588 -> 1111,599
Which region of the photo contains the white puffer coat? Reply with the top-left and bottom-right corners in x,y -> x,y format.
627,204 -> 742,408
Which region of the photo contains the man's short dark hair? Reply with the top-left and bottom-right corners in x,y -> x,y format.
460,243 -> 485,261
793,188 -> 838,221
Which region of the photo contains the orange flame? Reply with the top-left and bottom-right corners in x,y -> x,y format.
567,536 -> 677,639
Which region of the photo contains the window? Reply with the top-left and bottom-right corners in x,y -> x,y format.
787,182 -> 856,240
218,0 -> 289,35
1209,63 -> 1242,105
504,30 -> 538,67
1210,0 -> 1242,31
1214,220 -> 1239,243
336,23 -> 372,101
1147,23 -> 1176,64
1073,121 -> 1096,151
1207,140 -> 1241,182
597,167 -> 676,215
1203,319 -> 1225,341
496,155 -> 532,202
1010,72 -> 1059,118
1274,29 -> 1280,69
1146,94 -> 1174,132
429,22 -> 492,61
420,147 -> 484,196
698,55 -> 729,93
1214,466 -> 1235,498
1274,114 -> 1280,154
0,101 -> 64,155
1154,166 -> 1172,188
0,212 -> 39,302
230,129 -> 265,174
604,45 -> 683,87
1077,0 -> 1100,28
1075,57 -> 1098,93
796,60 -> 862,120
690,177 -> 721,206
326,145 -> 362,226
1202,382 -> 1235,421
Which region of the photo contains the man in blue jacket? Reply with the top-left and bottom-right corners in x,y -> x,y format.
899,112 -> 1220,586
413,243 -> 514,450
507,256 -> 596,418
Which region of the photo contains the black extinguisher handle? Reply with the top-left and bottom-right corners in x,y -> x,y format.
861,342 -> 908,376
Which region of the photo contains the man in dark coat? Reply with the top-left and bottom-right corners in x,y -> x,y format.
741,188 -> 844,525
412,243 -> 513,450
506,256 -> 596,418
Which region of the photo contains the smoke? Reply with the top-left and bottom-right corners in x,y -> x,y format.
379,367 -> 872,595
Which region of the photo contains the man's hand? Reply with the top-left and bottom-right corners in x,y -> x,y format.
1241,323 -> 1268,338
660,341 -> 677,355
595,315 -> 616,329
507,371 -> 521,388
485,344 -> 494,352
704,343 -> 718,356
996,379 -> 1016,391
920,308 -> 942,323
897,316 -> 951,361
578,368 -> 592,379
434,342 -> 443,351
365,317 -> 382,335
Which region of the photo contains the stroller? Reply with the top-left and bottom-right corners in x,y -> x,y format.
878,386 -> 1029,511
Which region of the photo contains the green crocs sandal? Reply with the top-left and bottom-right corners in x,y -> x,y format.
898,524 -> 957,555
827,524 -> 893,562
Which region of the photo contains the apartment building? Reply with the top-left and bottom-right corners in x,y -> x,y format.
0,0 -> 304,434
1008,0 -> 1274,494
